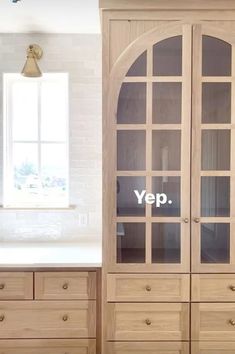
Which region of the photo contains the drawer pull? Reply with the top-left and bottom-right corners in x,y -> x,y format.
230,285 -> 235,292
145,318 -> 152,326
194,218 -> 200,223
62,315 -> 69,322
0,284 -> 5,290
0,315 -> 5,322
229,319 -> 235,326
145,285 -> 152,292
183,218 -> 189,223
62,283 -> 69,290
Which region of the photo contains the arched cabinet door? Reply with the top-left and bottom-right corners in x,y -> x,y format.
104,23 -> 192,272
192,24 -> 235,273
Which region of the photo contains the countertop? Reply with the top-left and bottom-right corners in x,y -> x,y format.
0,242 -> 102,268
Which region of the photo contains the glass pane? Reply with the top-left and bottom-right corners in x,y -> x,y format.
202,35 -> 232,76
13,143 -> 39,204
152,177 -> 181,216
153,36 -> 182,76
12,82 -> 38,141
117,177 -> 146,216
202,83 -> 231,124
201,177 -> 230,217
117,83 -> 146,124
152,131 -> 181,171
126,51 -> 147,77
202,130 -> 230,170
41,144 -> 68,205
152,83 -> 182,124
41,81 -> 68,142
201,223 -> 230,263
152,223 -> 181,263
117,131 -> 146,171
117,223 -> 145,263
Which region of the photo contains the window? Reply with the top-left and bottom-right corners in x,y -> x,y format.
3,73 -> 69,208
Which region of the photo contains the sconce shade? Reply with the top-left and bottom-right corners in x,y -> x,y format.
21,44 -> 43,78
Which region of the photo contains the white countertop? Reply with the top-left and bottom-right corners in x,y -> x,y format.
0,242 -> 102,268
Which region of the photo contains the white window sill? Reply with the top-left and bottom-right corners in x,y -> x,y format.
0,205 -> 77,211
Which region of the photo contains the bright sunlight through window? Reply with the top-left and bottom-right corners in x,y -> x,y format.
3,73 -> 69,208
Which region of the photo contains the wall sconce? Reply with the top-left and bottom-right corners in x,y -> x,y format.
21,44 -> 43,77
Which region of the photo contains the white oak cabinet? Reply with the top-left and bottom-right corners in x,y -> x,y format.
100,0 -> 235,353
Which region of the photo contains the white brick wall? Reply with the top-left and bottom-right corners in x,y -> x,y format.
0,34 -> 102,243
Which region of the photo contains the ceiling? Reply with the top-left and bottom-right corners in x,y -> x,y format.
0,0 -> 100,33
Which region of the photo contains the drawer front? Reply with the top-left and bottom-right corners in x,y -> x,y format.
0,272 -> 33,300
107,274 -> 189,302
107,342 -> 189,354
0,301 -> 96,339
192,274 -> 235,301
192,342 -> 235,354
107,303 -> 189,341
35,272 -> 96,300
0,339 -> 96,354
192,303 -> 235,341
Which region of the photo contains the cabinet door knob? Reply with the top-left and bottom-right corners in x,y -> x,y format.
0,284 -> 5,290
62,283 -> 68,290
229,319 -> 235,326
62,315 -> 69,322
183,218 -> 189,223
145,285 -> 152,292
145,318 -> 151,326
194,218 -> 200,223
230,285 -> 235,292
0,315 -> 5,322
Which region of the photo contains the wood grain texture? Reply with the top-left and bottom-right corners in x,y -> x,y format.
192,342 -> 235,354
106,341 -> 189,354
0,272 -> 33,300
35,272 -> 96,300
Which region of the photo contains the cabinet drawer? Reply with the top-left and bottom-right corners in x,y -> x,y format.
0,339 -> 96,354
0,272 -> 33,300
192,274 -> 235,301
107,303 -> 189,341
0,301 -> 96,339
192,303 -> 235,341
107,342 -> 189,354
107,274 -> 189,302
192,342 -> 235,354
35,272 -> 96,300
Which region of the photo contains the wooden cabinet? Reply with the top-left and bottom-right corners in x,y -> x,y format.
191,342 -> 235,354
107,342 -> 189,354
100,1 -> 235,353
0,270 -> 99,353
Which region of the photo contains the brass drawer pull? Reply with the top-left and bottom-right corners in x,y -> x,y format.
230,285 -> 235,292
183,218 -> 189,223
62,315 -> 69,322
62,283 -> 69,290
229,319 -> 235,326
145,318 -> 151,326
194,218 -> 200,223
0,284 -> 5,290
145,285 -> 152,292
0,315 -> 5,322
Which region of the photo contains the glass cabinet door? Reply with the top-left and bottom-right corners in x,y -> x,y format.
192,25 -> 235,272
113,25 -> 192,272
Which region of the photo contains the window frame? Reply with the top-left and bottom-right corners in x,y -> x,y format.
3,73 -> 70,209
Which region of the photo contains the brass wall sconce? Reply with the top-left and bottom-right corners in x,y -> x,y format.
21,44 -> 43,77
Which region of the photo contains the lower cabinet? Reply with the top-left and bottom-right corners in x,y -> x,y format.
191,342 -> 235,354
106,342 -> 189,354
0,339 -> 96,354
107,303 -> 189,341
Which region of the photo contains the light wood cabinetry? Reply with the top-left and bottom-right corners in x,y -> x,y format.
106,342 -> 189,354
0,270 -> 99,353
100,1 -> 235,353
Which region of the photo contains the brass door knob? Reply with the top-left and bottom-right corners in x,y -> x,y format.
229,319 -> 235,326
145,285 -> 152,292
0,315 -> 5,322
0,284 -> 5,290
183,218 -> 189,223
62,315 -> 69,322
194,218 -> 200,223
145,318 -> 151,326
230,285 -> 235,292
62,283 -> 68,290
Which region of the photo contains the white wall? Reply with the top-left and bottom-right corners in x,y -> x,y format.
0,34 -> 102,243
